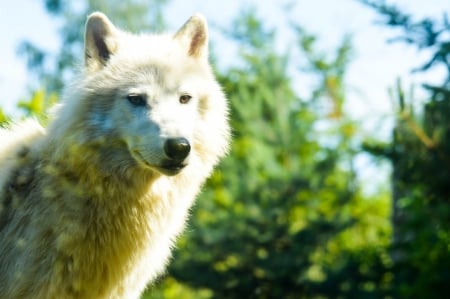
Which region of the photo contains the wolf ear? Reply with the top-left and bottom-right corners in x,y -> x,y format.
174,14 -> 208,59
84,12 -> 118,71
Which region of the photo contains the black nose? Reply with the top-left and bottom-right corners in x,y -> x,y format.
164,137 -> 191,161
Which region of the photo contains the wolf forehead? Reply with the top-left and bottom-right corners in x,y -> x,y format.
86,62 -> 202,87
100,37 -> 208,80
111,34 -> 203,63
86,37 -> 210,82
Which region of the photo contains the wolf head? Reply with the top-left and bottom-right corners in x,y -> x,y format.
51,13 -> 229,177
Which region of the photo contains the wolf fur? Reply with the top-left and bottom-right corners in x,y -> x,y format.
0,12 -> 230,299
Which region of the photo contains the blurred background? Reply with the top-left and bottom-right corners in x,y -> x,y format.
1,0 -> 449,298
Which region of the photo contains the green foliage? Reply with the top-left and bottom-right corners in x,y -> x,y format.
388,85 -> 450,299
0,90 -> 57,126
360,1 -> 450,298
142,278 -> 212,299
0,108 -> 10,126
17,89 -> 58,121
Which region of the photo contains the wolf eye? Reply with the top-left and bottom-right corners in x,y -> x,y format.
127,94 -> 146,106
179,94 -> 192,104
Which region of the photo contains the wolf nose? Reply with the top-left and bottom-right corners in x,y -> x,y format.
164,137 -> 191,161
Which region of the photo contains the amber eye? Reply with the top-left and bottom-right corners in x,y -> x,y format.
127,94 -> 146,106
179,94 -> 192,104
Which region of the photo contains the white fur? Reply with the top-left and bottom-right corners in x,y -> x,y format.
0,12 -> 230,299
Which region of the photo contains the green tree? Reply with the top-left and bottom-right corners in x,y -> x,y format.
360,1 -> 450,298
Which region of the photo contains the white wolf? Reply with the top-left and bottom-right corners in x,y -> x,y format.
0,12 -> 230,299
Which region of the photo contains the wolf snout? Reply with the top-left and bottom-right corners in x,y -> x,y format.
164,137 -> 191,161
